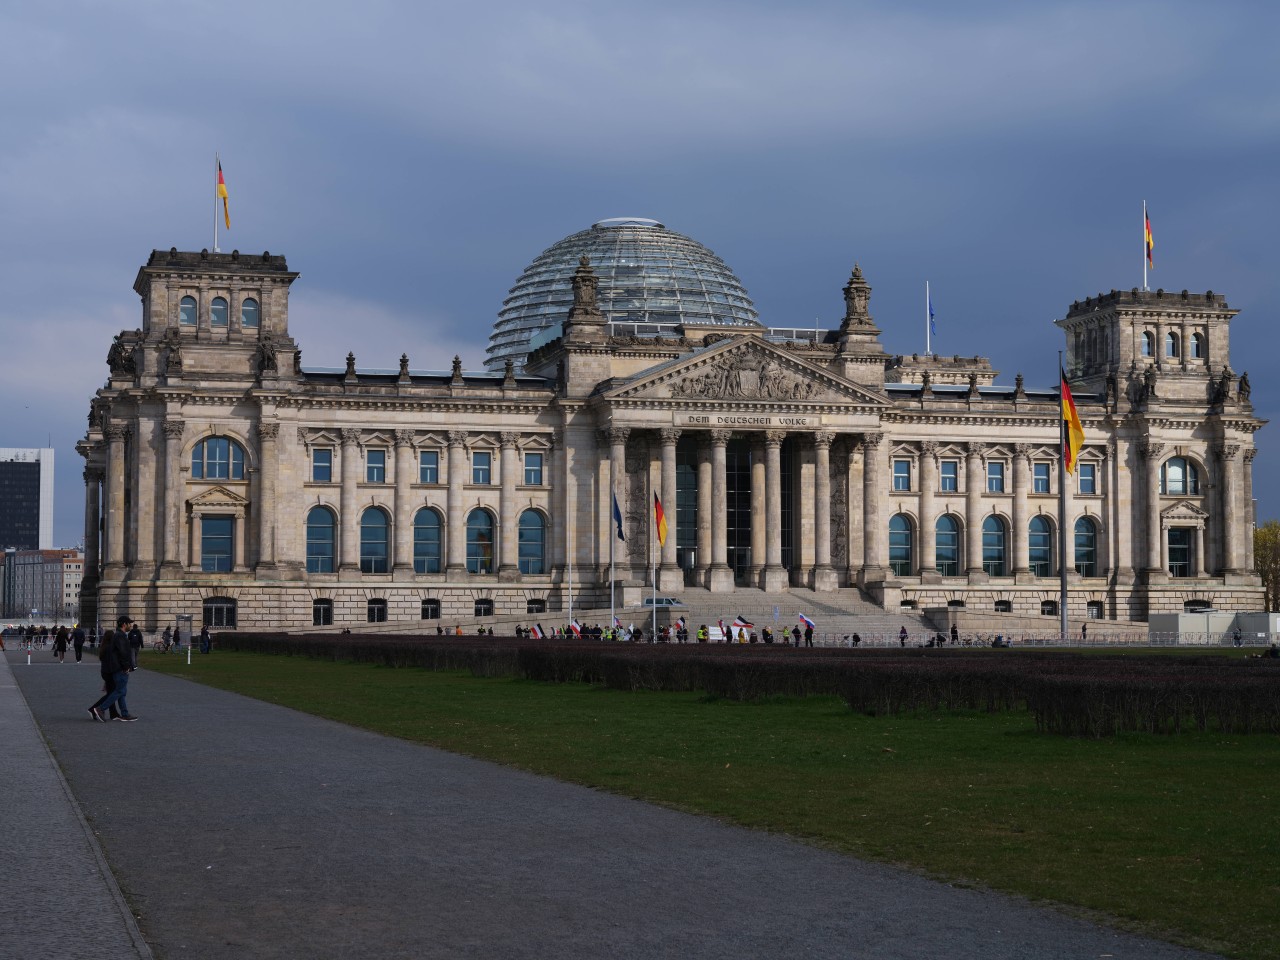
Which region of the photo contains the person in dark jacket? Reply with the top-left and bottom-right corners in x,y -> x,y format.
71,624 -> 86,662
90,616 -> 138,722
128,622 -> 144,668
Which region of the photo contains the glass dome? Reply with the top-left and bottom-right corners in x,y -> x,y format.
487,218 -> 760,371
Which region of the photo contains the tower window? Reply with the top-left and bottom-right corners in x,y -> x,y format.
211,297 -> 229,327
241,297 -> 260,328
180,296 -> 197,326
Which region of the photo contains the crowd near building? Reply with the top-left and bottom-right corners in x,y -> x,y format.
77,218 -> 1264,631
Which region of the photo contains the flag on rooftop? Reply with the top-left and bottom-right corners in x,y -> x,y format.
1060,367 -> 1085,474
1144,205 -> 1155,269
928,290 -> 937,338
216,158 -> 230,230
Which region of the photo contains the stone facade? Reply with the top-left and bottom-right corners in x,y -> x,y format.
77,251 -> 1265,631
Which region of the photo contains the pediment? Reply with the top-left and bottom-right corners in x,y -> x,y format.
188,485 -> 250,510
602,337 -> 887,407
1160,500 -> 1209,522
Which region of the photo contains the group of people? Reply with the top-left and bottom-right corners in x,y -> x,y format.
87,615 -> 141,723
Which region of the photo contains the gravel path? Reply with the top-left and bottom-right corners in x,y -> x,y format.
6,649 -> 1223,960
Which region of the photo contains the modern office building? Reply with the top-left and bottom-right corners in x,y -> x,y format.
77,220 -> 1264,630
0,548 -> 81,621
0,448 -> 54,550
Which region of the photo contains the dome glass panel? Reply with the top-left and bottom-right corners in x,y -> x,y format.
487,218 -> 759,371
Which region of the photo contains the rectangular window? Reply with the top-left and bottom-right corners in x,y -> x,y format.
472,451 -> 492,484
987,461 -> 1006,493
201,516 -> 233,572
524,452 -> 543,486
1078,463 -> 1097,495
892,459 -> 911,492
366,449 -> 386,483
1033,462 -> 1050,494
940,460 -> 958,492
312,448 -> 332,483
312,599 -> 333,627
419,450 -> 439,484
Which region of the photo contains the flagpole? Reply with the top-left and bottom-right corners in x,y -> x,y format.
213,151 -> 221,253
610,487 -> 616,639
926,280 -> 931,356
568,504 -> 574,626
650,480 -> 657,642
1058,351 -> 1069,642
1142,201 -> 1147,292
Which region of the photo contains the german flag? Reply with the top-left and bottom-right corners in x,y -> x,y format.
217,159 -> 230,230
1061,368 -> 1085,474
1144,206 -> 1154,269
653,492 -> 668,547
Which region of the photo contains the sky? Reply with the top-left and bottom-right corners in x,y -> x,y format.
1,0 -> 1277,549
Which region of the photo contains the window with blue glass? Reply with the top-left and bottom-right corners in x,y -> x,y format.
179,295 -> 197,326
1033,462 -> 1050,494
987,461 -> 1005,493
1160,457 -> 1199,495
211,296 -> 229,327
1074,517 -> 1097,577
201,516 -> 233,572
1141,331 -> 1154,356
240,297 -> 259,328
306,506 -> 336,573
1028,516 -> 1053,577
518,510 -> 545,574
892,459 -> 911,492
472,451 -> 492,485
889,514 -> 913,576
466,509 -> 494,573
940,460 -> 958,492
1078,462 -> 1097,495
360,507 -> 390,573
419,450 -> 439,484
311,448 -> 332,483
365,449 -> 386,483
192,437 -> 245,480
524,452 -> 543,486
935,515 -> 960,577
413,508 -> 442,574
982,515 -> 1007,576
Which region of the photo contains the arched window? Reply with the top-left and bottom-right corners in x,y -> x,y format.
180,295 -> 197,326
203,596 -> 237,628
191,436 -> 245,480
413,508 -> 442,574
1165,331 -> 1180,358
1074,517 -> 1098,577
1028,516 -> 1053,577
982,515 -> 1007,576
241,297 -> 260,328
1160,457 -> 1199,495
1191,332 -> 1205,359
360,507 -> 390,573
889,514 -> 913,577
211,296 -> 229,327
306,506 -> 336,573
1140,331 -> 1154,356
935,515 -> 960,577
518,509 -> 545,574
466,509 -> 494,574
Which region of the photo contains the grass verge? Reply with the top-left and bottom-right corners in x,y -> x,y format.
145,650 -> 1278,959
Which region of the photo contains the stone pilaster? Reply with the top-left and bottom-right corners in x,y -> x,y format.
1012,443 -> 1031,581
860,431 -> 886,584
964,441 -> 986,582
812,431 -> 837,591
918,440 -> 938,581
1218,443 -> 1242,575
498,432 -> 520,580
160,420 -> 185,574
709,429 -> 736,592
339,428 -> 361,578
393,429 -> 415,575
256,421 -> 280,574
761,430 -> 788,591
445,430 -> 468,576
103,424 -> 128,579
1140,441 -> 1166,582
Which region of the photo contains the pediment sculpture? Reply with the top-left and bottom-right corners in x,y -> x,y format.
669,353 -> 823,402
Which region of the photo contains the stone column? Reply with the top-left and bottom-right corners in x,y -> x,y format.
697,440 -> 713,586
1194,524 -> 1206,576
609,428 -> 631,574
1012,444 -> 1030,579
658,428 -> 682,590
499,432 -> 520,580
393,429 -> 415,575
918,441 -> 938,580
551,430 -> 568,576
1141,441 -> 1166,581
761,430 -> 788,591
446,430 -> 468,576
190,509 -> 203,569
861,432 -> 885,583
255,421 -> 280,573
1219,443 -> 1242,574
83,466 -> 103,588
103,424 -> 128,578
812,432 -> 837,591
1112,438 -> 1134,583
748,438 -> 766,586
1244,449 -> 1257,573
133,419 -> 156,575
709,429 -> 735,592
964,441 -> 986,581
160,420 -> 185,573
233,507 -> 247,572
339,428 -> 361,577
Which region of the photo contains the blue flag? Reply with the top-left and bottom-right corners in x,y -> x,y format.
612,493 -> 626,542
928,291 -> 937,337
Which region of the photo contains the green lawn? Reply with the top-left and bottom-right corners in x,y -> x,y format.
146,650 -> 1279,959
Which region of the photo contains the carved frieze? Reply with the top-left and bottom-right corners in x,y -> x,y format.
668,352 -> 823,402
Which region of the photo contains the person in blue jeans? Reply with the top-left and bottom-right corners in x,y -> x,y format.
91,616 -> 138,722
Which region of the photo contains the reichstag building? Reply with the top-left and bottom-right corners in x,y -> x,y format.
78,218 -> 1264,630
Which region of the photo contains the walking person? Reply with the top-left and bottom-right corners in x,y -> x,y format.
71,623 -> 86,662
128,621 -> 144,668
53,625 -> 69,663
950,623 -> 959,645
89,617 -> 138,722
899,625 -> 909,647
199,624 -> 212,654
160,625 -> 173,652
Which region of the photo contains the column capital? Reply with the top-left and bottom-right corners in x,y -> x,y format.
163,419 -> 186,440
763,430 -> 786,447
1216,442 -> 1241,462
104,424 -> 129,443
964,440 -> 985,458
1139,440 -> 1165,461
83,467 -> 104,484
1244,447 -> 1258,464
919,439 -> 938,458
658,427 -> 681,445
813,430 -> 835,448
499,431 -> 520,449
548,429 -> 562,450
256,420 -> 280,441
607,426 -> 631,445
447,430 -> 468,448
394,429 -> 416,448
340,428 -> 362,446
1012,442 -> 1031,462
711,429 -> 734,446
860,431 -> 883,451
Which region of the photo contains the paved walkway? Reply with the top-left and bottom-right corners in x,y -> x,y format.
4,648 -> 1223,960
